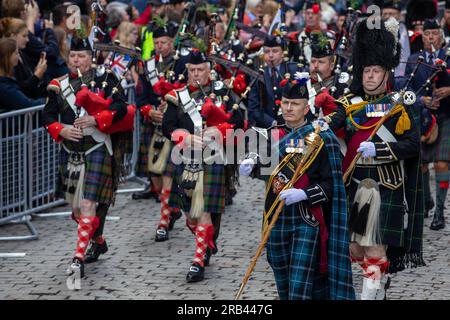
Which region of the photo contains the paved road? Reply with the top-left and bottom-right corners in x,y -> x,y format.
0,176 -> 449,300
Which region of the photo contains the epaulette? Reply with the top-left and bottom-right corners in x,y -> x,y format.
164,87 -> 184,106
334,93 -> 354,108
47,74 -> 68,94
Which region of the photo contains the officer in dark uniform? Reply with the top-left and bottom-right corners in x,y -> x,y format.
247,34 -> 300,128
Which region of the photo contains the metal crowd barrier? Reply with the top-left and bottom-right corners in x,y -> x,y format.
0,105 -> 62,241
0,92 -> 145,241
115,82 -> 147,192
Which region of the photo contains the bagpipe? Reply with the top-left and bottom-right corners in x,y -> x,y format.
329,7 -> 359,98
72,37 -> 143,135
308,73 -> 335,119
142,51 -> 184,175
197,63 -> 263,130
404,47 -> 450,144
144,47 -> 186,175
409,46 -> 450,105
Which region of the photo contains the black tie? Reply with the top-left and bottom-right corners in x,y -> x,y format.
428,53 -> 435,66
271,67 -> 278,86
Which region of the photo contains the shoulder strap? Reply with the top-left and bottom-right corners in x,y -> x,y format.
335,93 -> 355,108
177,88 -> 203,135
59,77 -> 87,117
145,58 -> 159,86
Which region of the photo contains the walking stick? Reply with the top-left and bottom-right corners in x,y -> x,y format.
235,125 -> 323,300
342,92 -> 405,183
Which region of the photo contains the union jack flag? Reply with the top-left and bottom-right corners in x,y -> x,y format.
108,53 -> 132,79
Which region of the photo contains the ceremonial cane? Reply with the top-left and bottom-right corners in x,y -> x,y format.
235,125 -> 323,300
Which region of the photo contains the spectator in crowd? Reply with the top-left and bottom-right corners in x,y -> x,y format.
245,0 -> 263,26
106,1 -> 130,39
114,20 -> 139,49
52,2 -> 74,49
1,0 -> 38,34
260,0 -> 278,32
1,0 -> 64,81
0,38 -> 44,112
53,25 -> 69,63
111,20 -> 139,86
0,17 -> 48,99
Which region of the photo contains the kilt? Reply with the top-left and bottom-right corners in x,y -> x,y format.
434,115 -> 450,162
58,137 -> 113,205
349,165 -> 405,248
266,204 -> 327,300
136,120 -> 153,177
169,163 -> 225,215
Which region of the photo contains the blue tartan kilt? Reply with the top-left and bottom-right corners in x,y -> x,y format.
58,137 -> 113,204
168,163 -> 225,215
266,204 -> 327,300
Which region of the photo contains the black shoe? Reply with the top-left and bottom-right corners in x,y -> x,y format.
85,240 -> 108,264
66,257 -> 85,278
430,214 -> 445,230
425,199 -> 435,218
155,228 -> 169,242
168,211 -> 182,231
225,193 -> 233,206
204,248 -> 212,267
186,263 -> 205,283
132,188 -> 160,202
212,241 -> 218,255
204,242 -> 219,266
383,277 -> 391,300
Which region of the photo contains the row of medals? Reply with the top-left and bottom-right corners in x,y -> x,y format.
285,139 -> 305,154
365,103 -> 391,118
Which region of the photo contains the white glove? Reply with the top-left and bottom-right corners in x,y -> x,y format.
279,188 -> 307,206
357,141 -> 376,159
239,158 -> 255,177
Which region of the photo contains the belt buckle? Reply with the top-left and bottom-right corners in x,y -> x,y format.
69,152 -> 85,165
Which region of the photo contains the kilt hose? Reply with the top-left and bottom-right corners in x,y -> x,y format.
266,204 -> 328,300
58,137 -> 114,205
169,163 -> 226,216
434,115 -> 450,162
348,165 -> 405,248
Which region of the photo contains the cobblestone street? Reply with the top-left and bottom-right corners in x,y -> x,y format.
0,176 -> 449,300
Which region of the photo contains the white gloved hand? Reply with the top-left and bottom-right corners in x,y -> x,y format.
357,141 -> 376,159
279,188 -> 307,206
239,158 -> 255,177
